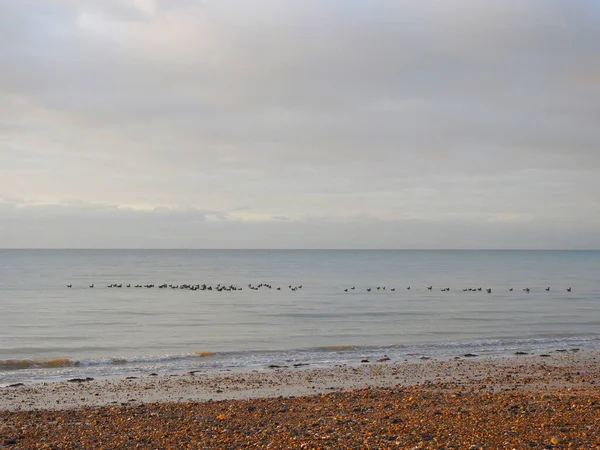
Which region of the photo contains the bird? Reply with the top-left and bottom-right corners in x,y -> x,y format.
566,287 -> 572,292
390,288 -> 395,292
509,288 -> 513,292
523,288 -> 530,293
545,287 -> 550,291
367,288 -> 371,292
351,287 -> 355,290
66,285 -> 72,288
406,286 -> 411,290
427,286 -> 432,290
344,288 -> 348,292
486,288 -> 492,294
89,284 -> 94,288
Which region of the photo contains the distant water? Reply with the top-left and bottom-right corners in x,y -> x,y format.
1,250 -> 599,384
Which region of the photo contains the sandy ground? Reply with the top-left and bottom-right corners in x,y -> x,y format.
1,349 -> 599,449
1,348 -> 596,412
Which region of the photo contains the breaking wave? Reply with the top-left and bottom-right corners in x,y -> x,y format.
0,358 -> 77,370
2,334 -> 600,376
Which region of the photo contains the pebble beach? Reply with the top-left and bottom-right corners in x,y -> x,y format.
1,350 -> 599,449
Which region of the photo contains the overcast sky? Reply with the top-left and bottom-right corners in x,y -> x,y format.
1,0 -> 599,248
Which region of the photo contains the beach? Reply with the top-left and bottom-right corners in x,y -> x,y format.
1,350 -> 599,448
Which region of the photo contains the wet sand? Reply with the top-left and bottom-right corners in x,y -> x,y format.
1,350 -> 599,448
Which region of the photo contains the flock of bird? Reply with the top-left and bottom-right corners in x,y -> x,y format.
64,283 -> 572,293
343,286 -> 573,293
65,283 -> 303,292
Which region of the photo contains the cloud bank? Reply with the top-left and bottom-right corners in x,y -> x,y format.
1,0 -> 599,248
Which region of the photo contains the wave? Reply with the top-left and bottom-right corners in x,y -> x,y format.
317,345 -> 356,351
2,335 -> 599,374
0,358 -> 77,370
0,351 -> 216,372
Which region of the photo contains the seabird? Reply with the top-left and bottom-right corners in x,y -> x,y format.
566,287 -> 572,292
66,285 -> 72,288
545,287 -> 550,291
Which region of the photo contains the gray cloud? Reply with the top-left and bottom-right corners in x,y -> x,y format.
0,201 -> 598,249
0,0 -> 599,247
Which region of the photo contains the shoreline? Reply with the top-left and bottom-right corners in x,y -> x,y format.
1,348 -> 597,412
3,335 -> 598,387
1,351 -> 599,448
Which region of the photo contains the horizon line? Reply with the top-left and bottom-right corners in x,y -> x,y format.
0,248 -> 599,251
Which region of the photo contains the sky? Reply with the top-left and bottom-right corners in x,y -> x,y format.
1,0 -> 599,249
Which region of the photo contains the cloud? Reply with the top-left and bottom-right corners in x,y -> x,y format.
0,201 -> 597,249
0,0 -> 599,247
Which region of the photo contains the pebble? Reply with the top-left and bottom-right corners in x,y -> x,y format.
67,378 -> 94,383
1,349 -> 599,448
1,383 -> 598,449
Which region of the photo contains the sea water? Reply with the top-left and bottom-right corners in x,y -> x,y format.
0,249 -> 598,384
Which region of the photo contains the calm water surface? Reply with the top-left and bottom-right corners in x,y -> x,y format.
0,250 -> 598,383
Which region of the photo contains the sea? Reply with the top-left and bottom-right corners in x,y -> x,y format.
1,249 -> 599,385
